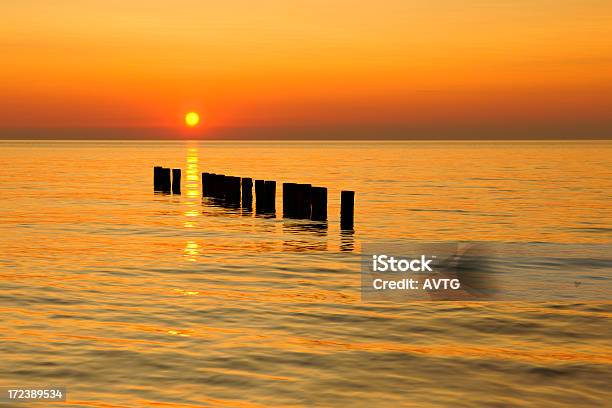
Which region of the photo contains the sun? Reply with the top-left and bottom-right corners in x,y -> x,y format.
184,111 -> 200,127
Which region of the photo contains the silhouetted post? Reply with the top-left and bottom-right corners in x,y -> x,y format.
340,190 -> 354,229
160,167 -> 171,192
202,172 -> 210,196
223,176 -> 231,201
242,178 -> 253,208
172,169 -> 181,194
233,177 -> 242,203
225,176 -> 241,205
298,184 -> 312,219
207,173 -> 214,197
202,173 -> 212,197
154,166 -> 163,190
212,173 -> 220,197
255,180 -> 265,212
282,183 -> 312,218
310,186 -> 327,221
213,174 -> 225,198
215,174 -> 225,198
283,183 -> 296,218
264,180 -> 276,212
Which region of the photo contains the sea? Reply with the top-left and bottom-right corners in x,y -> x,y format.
0,140 -> 610,407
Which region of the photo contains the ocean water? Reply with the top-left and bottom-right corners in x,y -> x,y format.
0,140 -> 610,407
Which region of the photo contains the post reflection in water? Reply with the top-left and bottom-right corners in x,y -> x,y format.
182,146 -> 201,260
282,220 -> 329,252
340,229 -> 355,252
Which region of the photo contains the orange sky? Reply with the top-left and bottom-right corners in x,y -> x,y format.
1,1 -> 611,138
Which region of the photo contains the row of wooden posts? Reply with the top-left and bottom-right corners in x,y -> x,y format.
154,166 -> 354,229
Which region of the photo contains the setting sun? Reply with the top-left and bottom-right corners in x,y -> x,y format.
185,112 -> 200,127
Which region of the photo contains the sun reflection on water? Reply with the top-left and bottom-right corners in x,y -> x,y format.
182,146 -> 201,260
183,240 -> 200,262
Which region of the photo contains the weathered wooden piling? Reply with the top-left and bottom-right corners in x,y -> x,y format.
154,166 -> 163,190
153,166 -> 171,192
283,183 -> 297,217
255,180 -> 265,212
225,176 -> 241,204
156,167 -> 171,192
340,190 -> 355,229
223,176 -> 231,199
202,172 -> 210,196
211,173 -> 217,197
310,187 -> 327,221
233,177 -> 242,201
203,172 -> 212,197
213,174 -> 225,198
242,178 -> 253,208
203,173 -> 228,199
172,169 -> 181,194
162,168 -> 171,192
283,183 -> 315,219
264,181 -> 276,212
298,184 -> 312,219
212,174 -> 225,198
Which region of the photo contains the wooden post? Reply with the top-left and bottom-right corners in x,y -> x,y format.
234,177 -> 242,203
158,167 -> 171,192
204,172 -> 212,197
226,176 -> 241,204
264,180 -> 276,212
242,178 -> 253,208
255,180 -> 265,212
340,190 -> 354,229
211,174 -> 218,198
283,183 -> 296,218
202,172 -> 210,196
154,166 -> 163,190
295,184 -> 312,219
172,169 -> 181,194
282,183 -> 312,218
214,174 -> 225,198
302,184 -> 312,219
223,176 -> 231,201
216,174 -> 224,198
208,174 -> 215,197
310,186 -> 327,221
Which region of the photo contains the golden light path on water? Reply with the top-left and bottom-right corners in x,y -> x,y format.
183,146 -> 201,262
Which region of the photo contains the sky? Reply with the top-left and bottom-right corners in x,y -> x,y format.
1,0 -> 611,139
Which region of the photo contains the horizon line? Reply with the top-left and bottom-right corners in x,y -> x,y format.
1,125 -> 611,140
